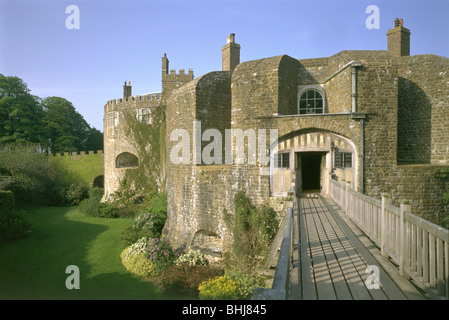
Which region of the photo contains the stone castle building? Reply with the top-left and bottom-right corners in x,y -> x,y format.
104,19 -> 449,255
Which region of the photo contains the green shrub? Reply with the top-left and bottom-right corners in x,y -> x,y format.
252,204 -> 278,246
97,203 -> 120,218
0,190 -> 14,212
79,187 -> 132,218
0,209 -> 31,241
143,192 -> 167,216
120,225 -> 158,248
64,184 -> 89,206
88,187 -> 104,202
120,192 -> 167,246
225,269 -> 265,300
120,237 -> 157,278
160,264 -> 224,298
120,251 -> 157,278
198,275 -> 240,300
114,178 -> 143,205
79,196 -> 103,217
223,191 -> 279,273
176,250 -> 209,267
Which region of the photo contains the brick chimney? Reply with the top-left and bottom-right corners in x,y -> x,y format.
222,33 -> 240,71
387,18 -> 411,57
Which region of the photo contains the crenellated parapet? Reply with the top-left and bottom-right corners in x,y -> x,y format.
161,53 -> 194,103
104,92 -> 162,113
163,68 -> 194,81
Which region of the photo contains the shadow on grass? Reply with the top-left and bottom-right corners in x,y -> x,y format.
0,206 -> 170,300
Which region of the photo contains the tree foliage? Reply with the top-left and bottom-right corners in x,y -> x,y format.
0,74 -> 103,152
41,96 -> 102,152
0,74 -> 45,144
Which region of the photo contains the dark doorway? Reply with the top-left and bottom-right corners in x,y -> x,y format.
92,175 -> 104,189
301,153 -> 322,191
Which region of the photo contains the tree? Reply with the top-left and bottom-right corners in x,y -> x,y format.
84,127 -> 103,151
41,96 -> 91,153
0,74 -> 45,145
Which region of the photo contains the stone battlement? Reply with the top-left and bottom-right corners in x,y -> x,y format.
167,68 -> 194,76
106,92 -> 162,106
50,150 -> 104,157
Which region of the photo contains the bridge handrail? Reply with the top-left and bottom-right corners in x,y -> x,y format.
329,178 -> 449,300
271,206 -> 293,296
252,201 -> 294,300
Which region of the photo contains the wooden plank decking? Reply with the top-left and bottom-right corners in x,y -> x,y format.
288,193 -> 428,300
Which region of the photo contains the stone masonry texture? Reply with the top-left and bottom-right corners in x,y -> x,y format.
104,26 -> 449,255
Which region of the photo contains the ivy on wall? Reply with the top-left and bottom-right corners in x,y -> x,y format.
120,105 -> 166,200
432,168 -> 449,228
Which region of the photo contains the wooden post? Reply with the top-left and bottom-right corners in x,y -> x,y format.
345,181 -> 349,215
381,193 -> 391,257
399,200 -> 411,277
436,238 -> 444,296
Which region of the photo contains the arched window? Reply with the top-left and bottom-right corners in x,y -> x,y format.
116,152 -> 138,168
299,89 -> 324,114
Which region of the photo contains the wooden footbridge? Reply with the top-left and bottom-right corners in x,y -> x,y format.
253,180 -> 449,300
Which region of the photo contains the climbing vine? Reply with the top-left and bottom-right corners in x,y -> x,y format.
432,168 -> 449,228
223,190 -> 278,273
120,105 -> 166,201
432,168 -> 449,204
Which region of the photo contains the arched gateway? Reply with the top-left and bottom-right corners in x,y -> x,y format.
270,131 -> 358,197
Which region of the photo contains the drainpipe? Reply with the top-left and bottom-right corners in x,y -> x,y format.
351,62 -> 362,113
349,61 -> 364,193
359,118 -> 365,193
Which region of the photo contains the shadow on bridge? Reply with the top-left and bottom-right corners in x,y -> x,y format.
253,193 -> 428,300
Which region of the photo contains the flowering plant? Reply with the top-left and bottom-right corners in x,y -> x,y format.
120,237 -> 156,278
198,275 -> 240,300
145,237 -> 178,274
176,250 -> 209,266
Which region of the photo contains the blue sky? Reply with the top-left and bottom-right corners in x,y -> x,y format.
1,0 -> 448,131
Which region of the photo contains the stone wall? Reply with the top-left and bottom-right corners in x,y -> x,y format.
103,94 -> 160,198
164,71 -> 235,252
394,165 -> 448,226
397,54 -> 449,165
348,51 -> 398,199
106,35 -> 449,257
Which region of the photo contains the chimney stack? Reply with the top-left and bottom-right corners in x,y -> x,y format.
387,18 -> 411,57
123,81 -> 132,98
222,33 -> 240,71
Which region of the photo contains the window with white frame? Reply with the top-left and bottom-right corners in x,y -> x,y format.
107,112 -> 118,127
137,108 -> 150,123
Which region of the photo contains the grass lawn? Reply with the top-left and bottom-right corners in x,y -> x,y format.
0,206 -> 175,300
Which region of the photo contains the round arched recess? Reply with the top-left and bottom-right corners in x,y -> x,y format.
116,152 -> 139,168
269,131 -> 358,197
92,175 -> 104,188
190,230 -> 222,257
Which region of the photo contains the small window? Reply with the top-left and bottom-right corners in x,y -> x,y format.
138,108 -> 150,124
108,112 -> 118,127
275,152 -> 290,169
299,90 -> 324,114
335,152 -> 352,168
